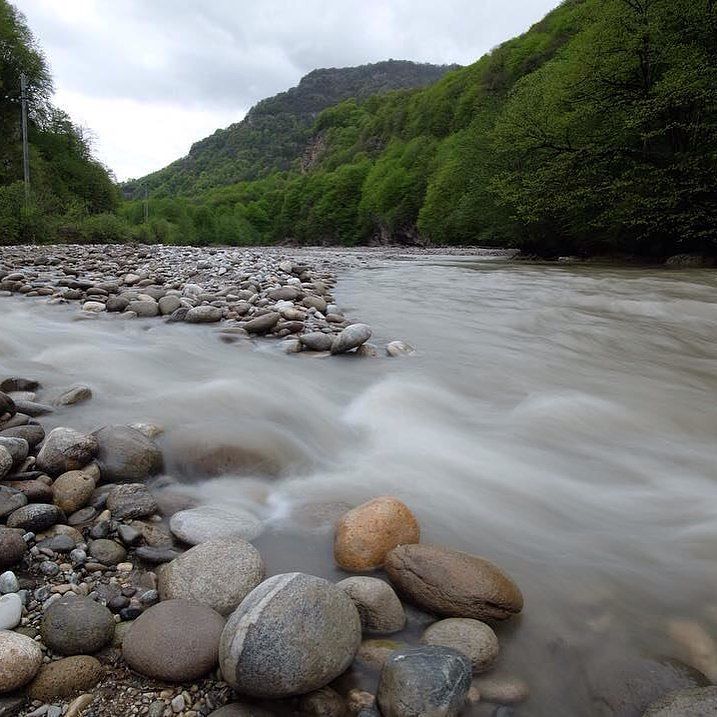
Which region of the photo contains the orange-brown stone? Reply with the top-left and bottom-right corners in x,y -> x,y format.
334,496 -> 420,572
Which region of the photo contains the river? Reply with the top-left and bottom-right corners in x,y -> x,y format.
1,252 -> 716,715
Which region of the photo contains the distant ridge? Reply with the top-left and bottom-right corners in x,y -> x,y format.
124,60 -> 459,198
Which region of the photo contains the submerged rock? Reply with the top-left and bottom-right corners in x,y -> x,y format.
377,645 -> 472,717
643,686 -> 717,716
219,572 -> 361,697
169,505 -> 262,545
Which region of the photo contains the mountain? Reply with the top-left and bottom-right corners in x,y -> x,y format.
120,0 -> 717,257
0,0 -> 119,244
124,60 -> 458,198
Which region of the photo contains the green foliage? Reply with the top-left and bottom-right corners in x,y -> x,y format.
0,0 -> 120,244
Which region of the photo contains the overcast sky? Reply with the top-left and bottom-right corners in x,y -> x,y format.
14,0 -> 559,181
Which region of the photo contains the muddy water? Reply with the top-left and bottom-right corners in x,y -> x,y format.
1,254 -> 716,715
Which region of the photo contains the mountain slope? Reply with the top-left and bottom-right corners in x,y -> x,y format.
124,60 -> 458,198
120,0 -> 717,256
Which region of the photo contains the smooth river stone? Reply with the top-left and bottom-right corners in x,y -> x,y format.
0,630 -> 43,693
336,577 -> 405,635
185,305 -> 223,323
334,496 -> 420,572
27,655 -> 103,701
52,470 -> 95,515
384,544 -> 524,621
244,312 -> 280,334
158,538 -> 264,616
0,448 -> 11,480
93,425 -> 163,482
377,645 -> 472,717
219,573 -> 362,698
7,503 -> 64,532
0,486 -> 27,517
421,618 -> 499,673
122,599 -> 225,682
35,427 -> 99,475
0,593 -> 22,630
331,323 -> 372,354
169,505 -> 262,545
42,596 -> 115,655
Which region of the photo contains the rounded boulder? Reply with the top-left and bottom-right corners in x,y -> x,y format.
52,470 -> 95,515
28,655 -> 103,701
336,577 -> 405,634
334,497 -> 420,572
122,599 -> 225,682
385,544 -> 523,621
421,618 -> 499,673
159,538 -> 264,616
219,572 -> 361,698
0,630 -> 42,693
35,427 -> 99,476
93,425 -> 163,483
41,596 -> 115,655
377,645 -> 472,717
169,505 -> 262,546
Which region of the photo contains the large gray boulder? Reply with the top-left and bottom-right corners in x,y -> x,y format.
385,544 -> 523,621
35,427 -> 99,476
377,646 -> 472,717
158,538 -> 264,616
93,425 -> 163,482
336,577 -> 405,635
122,599 -> 225,682
41,597 -> 115,655
219,573 -> 361,697
643,686 -> 717,716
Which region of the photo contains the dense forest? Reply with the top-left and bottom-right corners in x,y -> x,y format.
121,0 -> 717,257
123,61 -> 458,199
0,0 -> 120,244
2,0 -> 716,256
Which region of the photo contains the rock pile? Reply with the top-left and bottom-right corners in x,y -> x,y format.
0,244 -> 414,358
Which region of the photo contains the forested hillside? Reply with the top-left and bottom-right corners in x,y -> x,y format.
0,0 -> 119,244
123,61 -> 457,199
122,0 -> 717,257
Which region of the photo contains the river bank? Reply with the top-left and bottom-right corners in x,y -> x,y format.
0,248 -> 716,716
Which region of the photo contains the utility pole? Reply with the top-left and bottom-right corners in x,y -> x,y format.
20,73 -> 30,204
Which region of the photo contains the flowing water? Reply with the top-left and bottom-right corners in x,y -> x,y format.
1,252 -> 717,715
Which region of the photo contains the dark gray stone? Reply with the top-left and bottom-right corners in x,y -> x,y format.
244,312 -> 280,334
135,546 -> 181,564
7,503 -> 64,532
106,482 -> 158,519
331,324 -> 372,354
89,539 -> 127,566
299,333 -> 334,352
0,437 -> 29,466
41,596 -> 115,655
0,528 -> 27,570
0,424 -> 44,448
93,426 -> 163,482
377,646 -> 472,717
0,486 -> 27,518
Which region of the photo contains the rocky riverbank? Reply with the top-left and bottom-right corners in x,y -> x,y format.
0,376 -> 536,717
0,244 -> 418,358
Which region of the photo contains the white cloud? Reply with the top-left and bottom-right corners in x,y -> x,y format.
14,0 -> 560,180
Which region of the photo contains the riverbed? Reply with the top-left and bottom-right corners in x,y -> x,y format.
1,251 -> 716,716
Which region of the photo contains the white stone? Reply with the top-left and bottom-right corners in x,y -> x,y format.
0,593 -> 23,630
0,572 -> 19,594
82,301 -> 106,313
